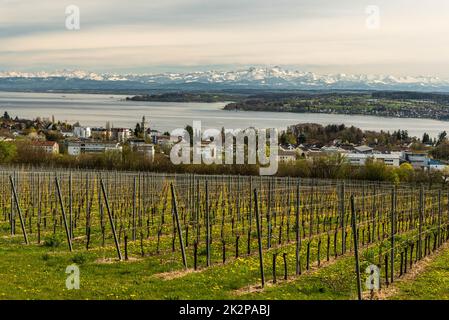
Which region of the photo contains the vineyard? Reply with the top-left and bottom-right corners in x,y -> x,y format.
1,168 -> 449,299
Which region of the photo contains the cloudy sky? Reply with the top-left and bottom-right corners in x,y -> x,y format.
1,0 -> 449,76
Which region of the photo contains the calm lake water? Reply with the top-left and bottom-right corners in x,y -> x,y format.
0,91 -> 448,138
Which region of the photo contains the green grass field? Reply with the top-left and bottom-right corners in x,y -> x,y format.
1,233 -> 448,300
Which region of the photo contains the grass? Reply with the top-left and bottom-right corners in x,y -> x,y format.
2,229 -> 449,299
0,232 -> 356,300
389,246 -> 449,300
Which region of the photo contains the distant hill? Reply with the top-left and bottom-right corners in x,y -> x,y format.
1,67 -> 449,93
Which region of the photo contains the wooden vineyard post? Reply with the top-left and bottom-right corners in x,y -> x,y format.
170,183 -> 188,269
254,188 -> 265,288
132,176 -> 137,241
390,187 -> 396,284
283,253 -> 288,280
10,172 -> 15,236
124,235 -> 129,261
418,185 -> 424,260
69,172 -> 73,239
372,186 -> 376,243
9,175 -> 28,245
350,195 -> 362,300
438,190 -> 442,246
55,177 -> 73,252
248,176 -> 253,255
196,179 -> 200,244
206,180 -> 211,267
100,179 -> 123,261
340,183 -> 346,255
194,241 -> 198,270
267,181 -> 272,249
37,173 -> 41,244
295,182 -> 302,275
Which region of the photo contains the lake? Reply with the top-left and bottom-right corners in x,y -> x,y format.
0,91 -> 448,138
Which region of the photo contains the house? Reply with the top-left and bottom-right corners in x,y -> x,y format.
31,141 -> 59,154
147,129 -> 162,144
111,128 -> 131,142
345,153 -> 401,167
306,148 -> 326,158
67,141 -> 122,156
90,128 -> 110,140
277,147 -> 298,162
402,152 -> 428,168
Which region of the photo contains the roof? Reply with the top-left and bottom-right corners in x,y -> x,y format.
31,141 -> 58,147
354,145 -> 373,152
278,147 -> 297,157
428,159 -> 445,166
321,146 -> 348,153
68,141 -> 120,146
346,153 -> 400,160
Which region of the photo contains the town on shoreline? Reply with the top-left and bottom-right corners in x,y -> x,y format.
0,111 -> 448,183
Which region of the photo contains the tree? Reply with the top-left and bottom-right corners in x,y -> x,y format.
297,133 -> 306,144
0,142 -> 17,163
280,132 -> 297,146
430,141 -> 449,160
134,123 -> 142,138
437,131 -> 447,146
45,130 -> 64,142
395,163 -> 414,182
422,132 -> 431,144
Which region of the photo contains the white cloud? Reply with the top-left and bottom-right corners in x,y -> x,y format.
1,0 -> 448,76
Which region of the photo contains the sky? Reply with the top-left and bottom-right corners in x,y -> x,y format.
1,0 -> 449,77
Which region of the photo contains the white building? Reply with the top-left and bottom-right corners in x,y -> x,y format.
68,141 -> 122,156
345,153 -> 401,167
31,141 -> 59,154
73,126 -> 91,139
402,152 -> 428,168
278,147 -> 298,162
111,128 -> 131,142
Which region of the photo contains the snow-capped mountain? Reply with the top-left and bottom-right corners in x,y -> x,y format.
1,67 -> 449,92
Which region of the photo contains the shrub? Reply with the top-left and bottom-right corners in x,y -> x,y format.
71,253 -> 88,265
43,234 -> 62,248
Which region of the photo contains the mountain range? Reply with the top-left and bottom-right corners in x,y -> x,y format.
1,67 -> 449,93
